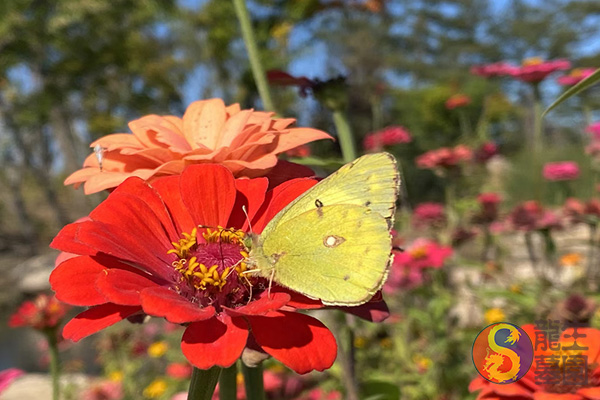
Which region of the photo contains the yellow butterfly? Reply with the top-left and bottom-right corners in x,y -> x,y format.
248,152 -> 399,306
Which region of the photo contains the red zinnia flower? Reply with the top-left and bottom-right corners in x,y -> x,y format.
445,94 -> 471,110
50,164 -> 387,373
9,294 -> 70,331
166,363 -> 192,380
470,324 -> 600,400
564,198 -> 600,225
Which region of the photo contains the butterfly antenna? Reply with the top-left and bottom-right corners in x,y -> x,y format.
242,205 -> 253,234
267,269 -> 275,299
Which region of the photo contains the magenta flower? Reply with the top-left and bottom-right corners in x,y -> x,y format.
509,57 -> 571,83
395,239 -> 453,270
363,126 -> 412,151
557,68 -> 596,86
587,122 -> 600,141
543,161 -> 580,181
508,201 -> 563,232
564,197 -> 600,224
470,62 -> 516,78
412,202 -> 446,228
416,145 -> 472,170
474,142 -> 498,163
474,192 -> 502,224
445,94 -> 471,110
0,369 -> 24,395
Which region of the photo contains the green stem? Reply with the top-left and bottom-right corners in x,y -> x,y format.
332,109 -> 357,163
457,109 -> 471,139
532,83 -> 543,156
587,223 -> 597,282
232,0 -> 276,112
219,363 -> 238,400
188,367 -> 222,400
241,363 -> 266,400
47,328 -> 60,400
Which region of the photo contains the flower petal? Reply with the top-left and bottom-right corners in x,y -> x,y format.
229,177 -> 268,230
248,311 -> 337,374
576,387 -> 600,400
181,315 -> 248,369
90,177 -> 179,242
261,160 -> 315,189
225,293 -> 290,317
140,286 -> 215,323
338,297 -> 390,322
62,304 -> 141,342
180,164 -> 237,228
151,175 -> 196,235
253,178 -> 318,233
183,98 -> 227,149
96,269 -> 160,306
50,256 -> 109,306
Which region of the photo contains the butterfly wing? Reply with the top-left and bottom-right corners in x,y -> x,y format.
263,152 -> 399,236
257,204 -> 392,306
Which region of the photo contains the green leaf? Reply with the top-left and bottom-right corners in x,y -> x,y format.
543,68 -> 600,117
287,156 -> 345,169
361,380 -> 401,400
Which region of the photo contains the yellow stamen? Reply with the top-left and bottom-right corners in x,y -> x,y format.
523,57 -> 543,66
167,227 -> 198,258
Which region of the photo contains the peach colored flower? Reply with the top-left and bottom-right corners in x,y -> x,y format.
65,98 -> 333,194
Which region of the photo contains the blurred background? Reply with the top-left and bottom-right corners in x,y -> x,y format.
1,0 -> 600,399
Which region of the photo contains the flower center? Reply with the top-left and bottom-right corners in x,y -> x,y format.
523,57 -> 543,66
571,68 -> 583,77
167,227 -> 258,310
410,246 -> 428,259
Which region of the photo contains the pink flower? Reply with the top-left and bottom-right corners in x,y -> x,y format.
470,62 -> 516,78
363,126 -> 412,151
445,94 -> 471,110
384,239 -> 453,292
416,145 -> 472,170
474,193 -> 502,224
509,57 -> 571,83
543,161 -> 580,181
508,201 -> 563,231
564,197 -> 600,224
587,122 -> 600,141
80,381 -> 123,400
557,68 -> 596,86
0,368 -> 24,394
285,144 -> 311,158
394,239 -> 453,270
474,141 -> 498,163
412,202 -> 446,228
166,363 -> 192,380
586,141 -> 600,157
